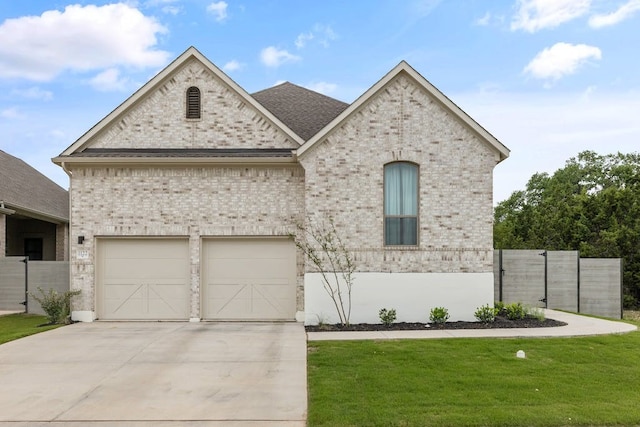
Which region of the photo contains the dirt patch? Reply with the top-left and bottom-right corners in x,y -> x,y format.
305,316 -> 567,332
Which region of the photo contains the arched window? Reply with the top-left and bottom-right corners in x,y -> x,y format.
384,162 -> 418,245
186,86 -> 201,119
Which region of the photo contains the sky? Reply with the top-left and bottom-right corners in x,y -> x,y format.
0,0 -> 639,204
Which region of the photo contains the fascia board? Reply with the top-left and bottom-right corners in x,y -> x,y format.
3,202 -> 68,224
51,156 -> 298,166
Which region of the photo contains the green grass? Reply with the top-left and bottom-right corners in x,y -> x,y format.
308,321 -> 640,427
0,313 -> 63,345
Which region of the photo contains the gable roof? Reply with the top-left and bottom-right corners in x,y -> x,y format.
55,46 -> 304,161
0,150 -> 68,222
252,82 -> 349,142
296,61 -> 510,161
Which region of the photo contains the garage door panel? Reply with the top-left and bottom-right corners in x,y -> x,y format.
98,239 -> 189,320
105,258 -> 188,280
202,239 -> 296,320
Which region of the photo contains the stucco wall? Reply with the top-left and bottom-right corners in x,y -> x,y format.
90,58 -> 297,150
68,165 -> 305,317
298,73 -> 499,274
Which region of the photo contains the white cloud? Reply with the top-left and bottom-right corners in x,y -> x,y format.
260,46 -> 301,68
162,5 -> 181,15
11,87 -> 53,101
295,24 -> 338,49
305,82 -> 337,95
524,42 -> 601,81
0,4 -> 169,82
145,0 -> 182,14
0,107 -> 24,119
589,0 -> 640,28
88,68 -> 131,92
295,32 -> 314,49
511,0 -> 591,32
222,60 -> 244,72
207,1 -> 228,22
475,12 -> 492,26
313,24 -> 338,48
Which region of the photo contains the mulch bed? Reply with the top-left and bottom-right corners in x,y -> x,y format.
305,316 -> 567,332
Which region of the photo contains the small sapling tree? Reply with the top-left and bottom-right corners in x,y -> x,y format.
291,216 -> 355,326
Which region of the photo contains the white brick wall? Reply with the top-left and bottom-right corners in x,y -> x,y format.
69,165 -> 305,316
91,59 -> 297,150
299,74 -> 499,274
66,64 -> 502,321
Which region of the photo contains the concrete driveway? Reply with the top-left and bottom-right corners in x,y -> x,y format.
0,322 -> 307,426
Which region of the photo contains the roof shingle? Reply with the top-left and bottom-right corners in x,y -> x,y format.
252,82 -> 349,142
0,150 -> 68,221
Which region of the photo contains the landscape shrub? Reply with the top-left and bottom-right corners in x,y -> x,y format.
429,307 -> 450,324
378,308 -> 397,327
30,287 -> 81,325
474,304 -> 497,323
505,302 -> 527,320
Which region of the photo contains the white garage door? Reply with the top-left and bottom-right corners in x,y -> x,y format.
202,238 -> 296,320
97,238 -> 190,320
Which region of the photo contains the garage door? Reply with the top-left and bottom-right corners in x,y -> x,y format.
97,238 -> 190,320
202,238 -> 296,320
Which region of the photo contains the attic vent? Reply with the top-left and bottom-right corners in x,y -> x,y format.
186,86 -> 201,119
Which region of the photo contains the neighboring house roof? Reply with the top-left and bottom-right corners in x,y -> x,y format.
252,82 -> 349,142
296,61 -> 510,161
0,149 -> 68,223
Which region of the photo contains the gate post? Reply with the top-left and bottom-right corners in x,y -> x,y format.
20,256 -> 29,313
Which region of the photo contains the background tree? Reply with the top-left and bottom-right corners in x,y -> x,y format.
494,151 -> 640,307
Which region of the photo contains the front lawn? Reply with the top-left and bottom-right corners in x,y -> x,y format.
0,313 -> 62,345
308,320 -> 640,427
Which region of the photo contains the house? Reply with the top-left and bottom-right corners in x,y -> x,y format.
0,150 -> 69,261
53,47 -> 509,324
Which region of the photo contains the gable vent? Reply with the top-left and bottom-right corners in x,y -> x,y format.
186,86 -> 201,119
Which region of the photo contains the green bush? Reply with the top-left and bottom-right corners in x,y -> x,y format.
505,302 -> 527,320
623,294 -> 637,309
474,304 -> 497,323
30,287 -> 81,325
379,308 -> 397,327
429,307 -> 450,324
494,301 -> 505,314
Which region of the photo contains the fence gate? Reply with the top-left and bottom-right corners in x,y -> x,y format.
494,249 -> 622,319
0,257 -> 70,315
496,250 -> 546,308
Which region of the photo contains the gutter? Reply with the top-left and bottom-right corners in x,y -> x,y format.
1,201 -> 68,224
51,155 -> 299,166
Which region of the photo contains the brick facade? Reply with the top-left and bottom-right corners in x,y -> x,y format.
68,165 -> 305,316
299,74 -> 499,274
55,222 -> 68,261
58,50 -> 506,322
91,59 -> 297,150
0,213 -> 5,257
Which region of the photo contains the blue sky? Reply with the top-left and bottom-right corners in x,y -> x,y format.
0,0 -> 639,204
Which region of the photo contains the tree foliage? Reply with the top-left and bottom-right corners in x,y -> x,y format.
291,216 -> 356,326
494,151 -> 640,305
